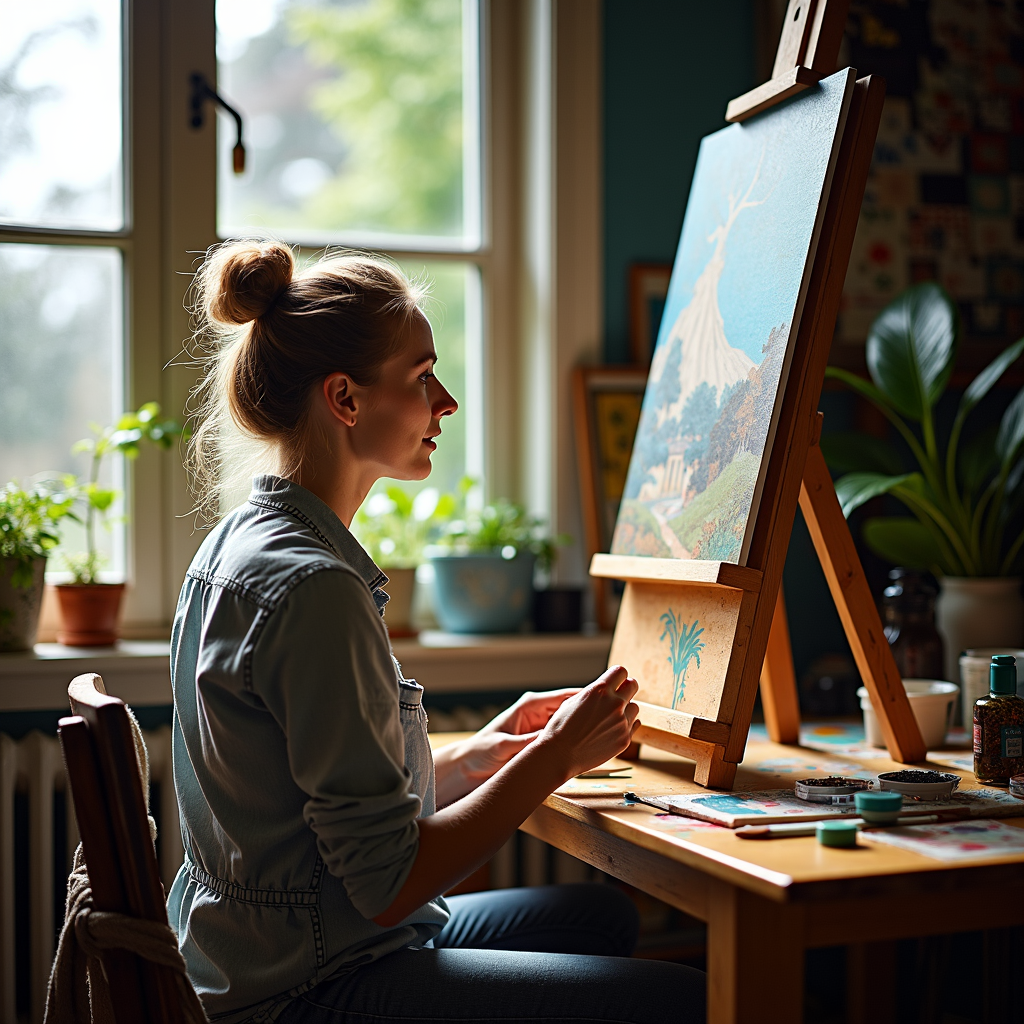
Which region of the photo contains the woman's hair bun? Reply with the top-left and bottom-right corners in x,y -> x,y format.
202,239 -> 295,325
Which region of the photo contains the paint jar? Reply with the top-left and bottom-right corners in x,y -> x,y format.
854,790 -> 903,824
858,680 -> 959,749
959,648 -> 1024,728
974,654 -> 1024,785
817,820 -> 858,848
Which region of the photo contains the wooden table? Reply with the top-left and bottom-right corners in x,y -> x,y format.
504,735 -> 1024,1024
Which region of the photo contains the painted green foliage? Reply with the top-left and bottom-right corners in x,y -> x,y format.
660,610 -> 706,709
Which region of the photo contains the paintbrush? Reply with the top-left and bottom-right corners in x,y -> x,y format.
735,808 -> 971,839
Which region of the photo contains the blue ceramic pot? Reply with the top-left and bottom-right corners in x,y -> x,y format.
429,552 -> 536,633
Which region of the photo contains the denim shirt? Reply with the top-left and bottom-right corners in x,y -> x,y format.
167,476 -> 449,1023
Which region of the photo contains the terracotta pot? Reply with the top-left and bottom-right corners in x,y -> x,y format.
55,582 -> 126,647
0,556 -> 47,652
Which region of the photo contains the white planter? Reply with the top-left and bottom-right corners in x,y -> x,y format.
936,577 -> 1024,681
381,567 -> 417,637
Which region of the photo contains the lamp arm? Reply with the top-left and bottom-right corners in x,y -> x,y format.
189,71 -> 246,174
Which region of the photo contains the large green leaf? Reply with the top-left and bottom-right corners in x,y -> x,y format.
819,431 -> 903,475
823,367 -> 896,413
866,282 -> 959,420
958,424 -> 999,495
959,337 -> 1024,421
834,471 -> 914,518
862,516 -> 945,570
996,386 -> 1024,470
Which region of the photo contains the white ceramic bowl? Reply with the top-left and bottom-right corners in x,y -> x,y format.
858,679 -> 959,749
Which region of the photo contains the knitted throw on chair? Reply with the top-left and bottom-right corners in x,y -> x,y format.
43,708 -> 207,1024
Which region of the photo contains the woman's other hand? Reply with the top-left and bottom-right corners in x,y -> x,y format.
481,687 -> 580,737
434,688 -> 578,804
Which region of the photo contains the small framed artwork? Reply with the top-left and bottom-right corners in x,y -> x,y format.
572,366 -> 649,629
628,263 -> 672,365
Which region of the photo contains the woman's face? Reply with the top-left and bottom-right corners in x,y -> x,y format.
352,312 -> 458,480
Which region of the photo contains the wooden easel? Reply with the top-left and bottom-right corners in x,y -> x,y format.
592,0 -> 926,789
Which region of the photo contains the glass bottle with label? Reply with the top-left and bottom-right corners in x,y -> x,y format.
974,654 -> 1024,784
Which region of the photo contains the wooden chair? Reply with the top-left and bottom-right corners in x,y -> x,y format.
54,672 -> 190,1023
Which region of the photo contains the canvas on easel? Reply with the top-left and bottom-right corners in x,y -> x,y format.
591,0 -> 927,788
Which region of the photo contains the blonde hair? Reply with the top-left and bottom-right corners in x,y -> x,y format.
188,239 -> 426,519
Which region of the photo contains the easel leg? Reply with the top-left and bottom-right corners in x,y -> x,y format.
707,882 -> 804,1024
799,443 -> 926,763
760,587 -> 801,744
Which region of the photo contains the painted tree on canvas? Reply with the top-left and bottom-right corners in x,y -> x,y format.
660,610 -> 705,708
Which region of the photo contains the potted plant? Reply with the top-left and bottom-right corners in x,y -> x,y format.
823,281 -> 1024,676
429,480 -> 568,634
56,402 -> 186,647
0,482 -> 76,651
353,485 -> 455,636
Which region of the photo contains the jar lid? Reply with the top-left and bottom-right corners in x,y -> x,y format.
817,820 -> 859,848
855,790 -> 903,812
991,654 -> 1017,695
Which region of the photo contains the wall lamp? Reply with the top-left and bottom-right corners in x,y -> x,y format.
190,72 -> 247,174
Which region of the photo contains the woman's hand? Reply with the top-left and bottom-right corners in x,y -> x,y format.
434,688 -> 580,805
375,665 -> 640,926
537,666 -> 639,779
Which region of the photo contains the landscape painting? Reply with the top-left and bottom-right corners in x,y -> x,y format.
611,68 -> 855,565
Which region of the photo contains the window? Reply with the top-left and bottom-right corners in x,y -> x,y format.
214,0 -> 485,498
0,0 -> 601,633
0,1 -> 128,580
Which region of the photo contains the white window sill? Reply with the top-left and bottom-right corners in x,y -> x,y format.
0,632 -> 613,712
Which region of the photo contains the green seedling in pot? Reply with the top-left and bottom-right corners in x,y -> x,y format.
65,402 -> 187,584
0,482 -> 77,590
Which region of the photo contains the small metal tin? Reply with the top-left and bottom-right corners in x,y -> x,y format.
794,777 -> 870,805
1010,775 -> 1024,800
876,770 -> 960,801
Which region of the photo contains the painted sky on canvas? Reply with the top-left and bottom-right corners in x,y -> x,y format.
612,69 -> 853,564
655,71 -> 851,365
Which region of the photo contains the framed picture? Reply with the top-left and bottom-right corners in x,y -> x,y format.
628,263 -> 672,365
572,366 -> 648,629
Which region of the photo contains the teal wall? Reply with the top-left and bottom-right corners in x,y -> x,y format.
602,0 -> 756,365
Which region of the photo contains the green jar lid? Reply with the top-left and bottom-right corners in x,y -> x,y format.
991,654 -> 1017,695
855,790 -> 903,813
817,820 -> 858,848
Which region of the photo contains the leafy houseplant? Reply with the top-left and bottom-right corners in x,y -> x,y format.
0,483 -> 76,651
353,486 -> 456,636
429,480 -> 569,634
56,402 -> 186,647
823,282 -> 1024,670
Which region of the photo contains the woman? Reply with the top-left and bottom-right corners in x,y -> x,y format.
169,240 -> 706,1024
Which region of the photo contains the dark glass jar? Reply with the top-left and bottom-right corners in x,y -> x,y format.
974,654 -> 1024,784
882,568 -> 945,679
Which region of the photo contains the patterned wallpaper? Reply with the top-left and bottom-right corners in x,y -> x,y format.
836,0 -> 1024,354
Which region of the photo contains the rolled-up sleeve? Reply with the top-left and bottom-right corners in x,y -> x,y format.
251,567 -> 420,919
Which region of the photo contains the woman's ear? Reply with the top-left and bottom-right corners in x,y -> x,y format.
322,373 -> 359,427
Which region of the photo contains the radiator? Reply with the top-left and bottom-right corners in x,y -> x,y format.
0,726 -> 590,1024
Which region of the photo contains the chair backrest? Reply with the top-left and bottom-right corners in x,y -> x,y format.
59,672 -> 180,1023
